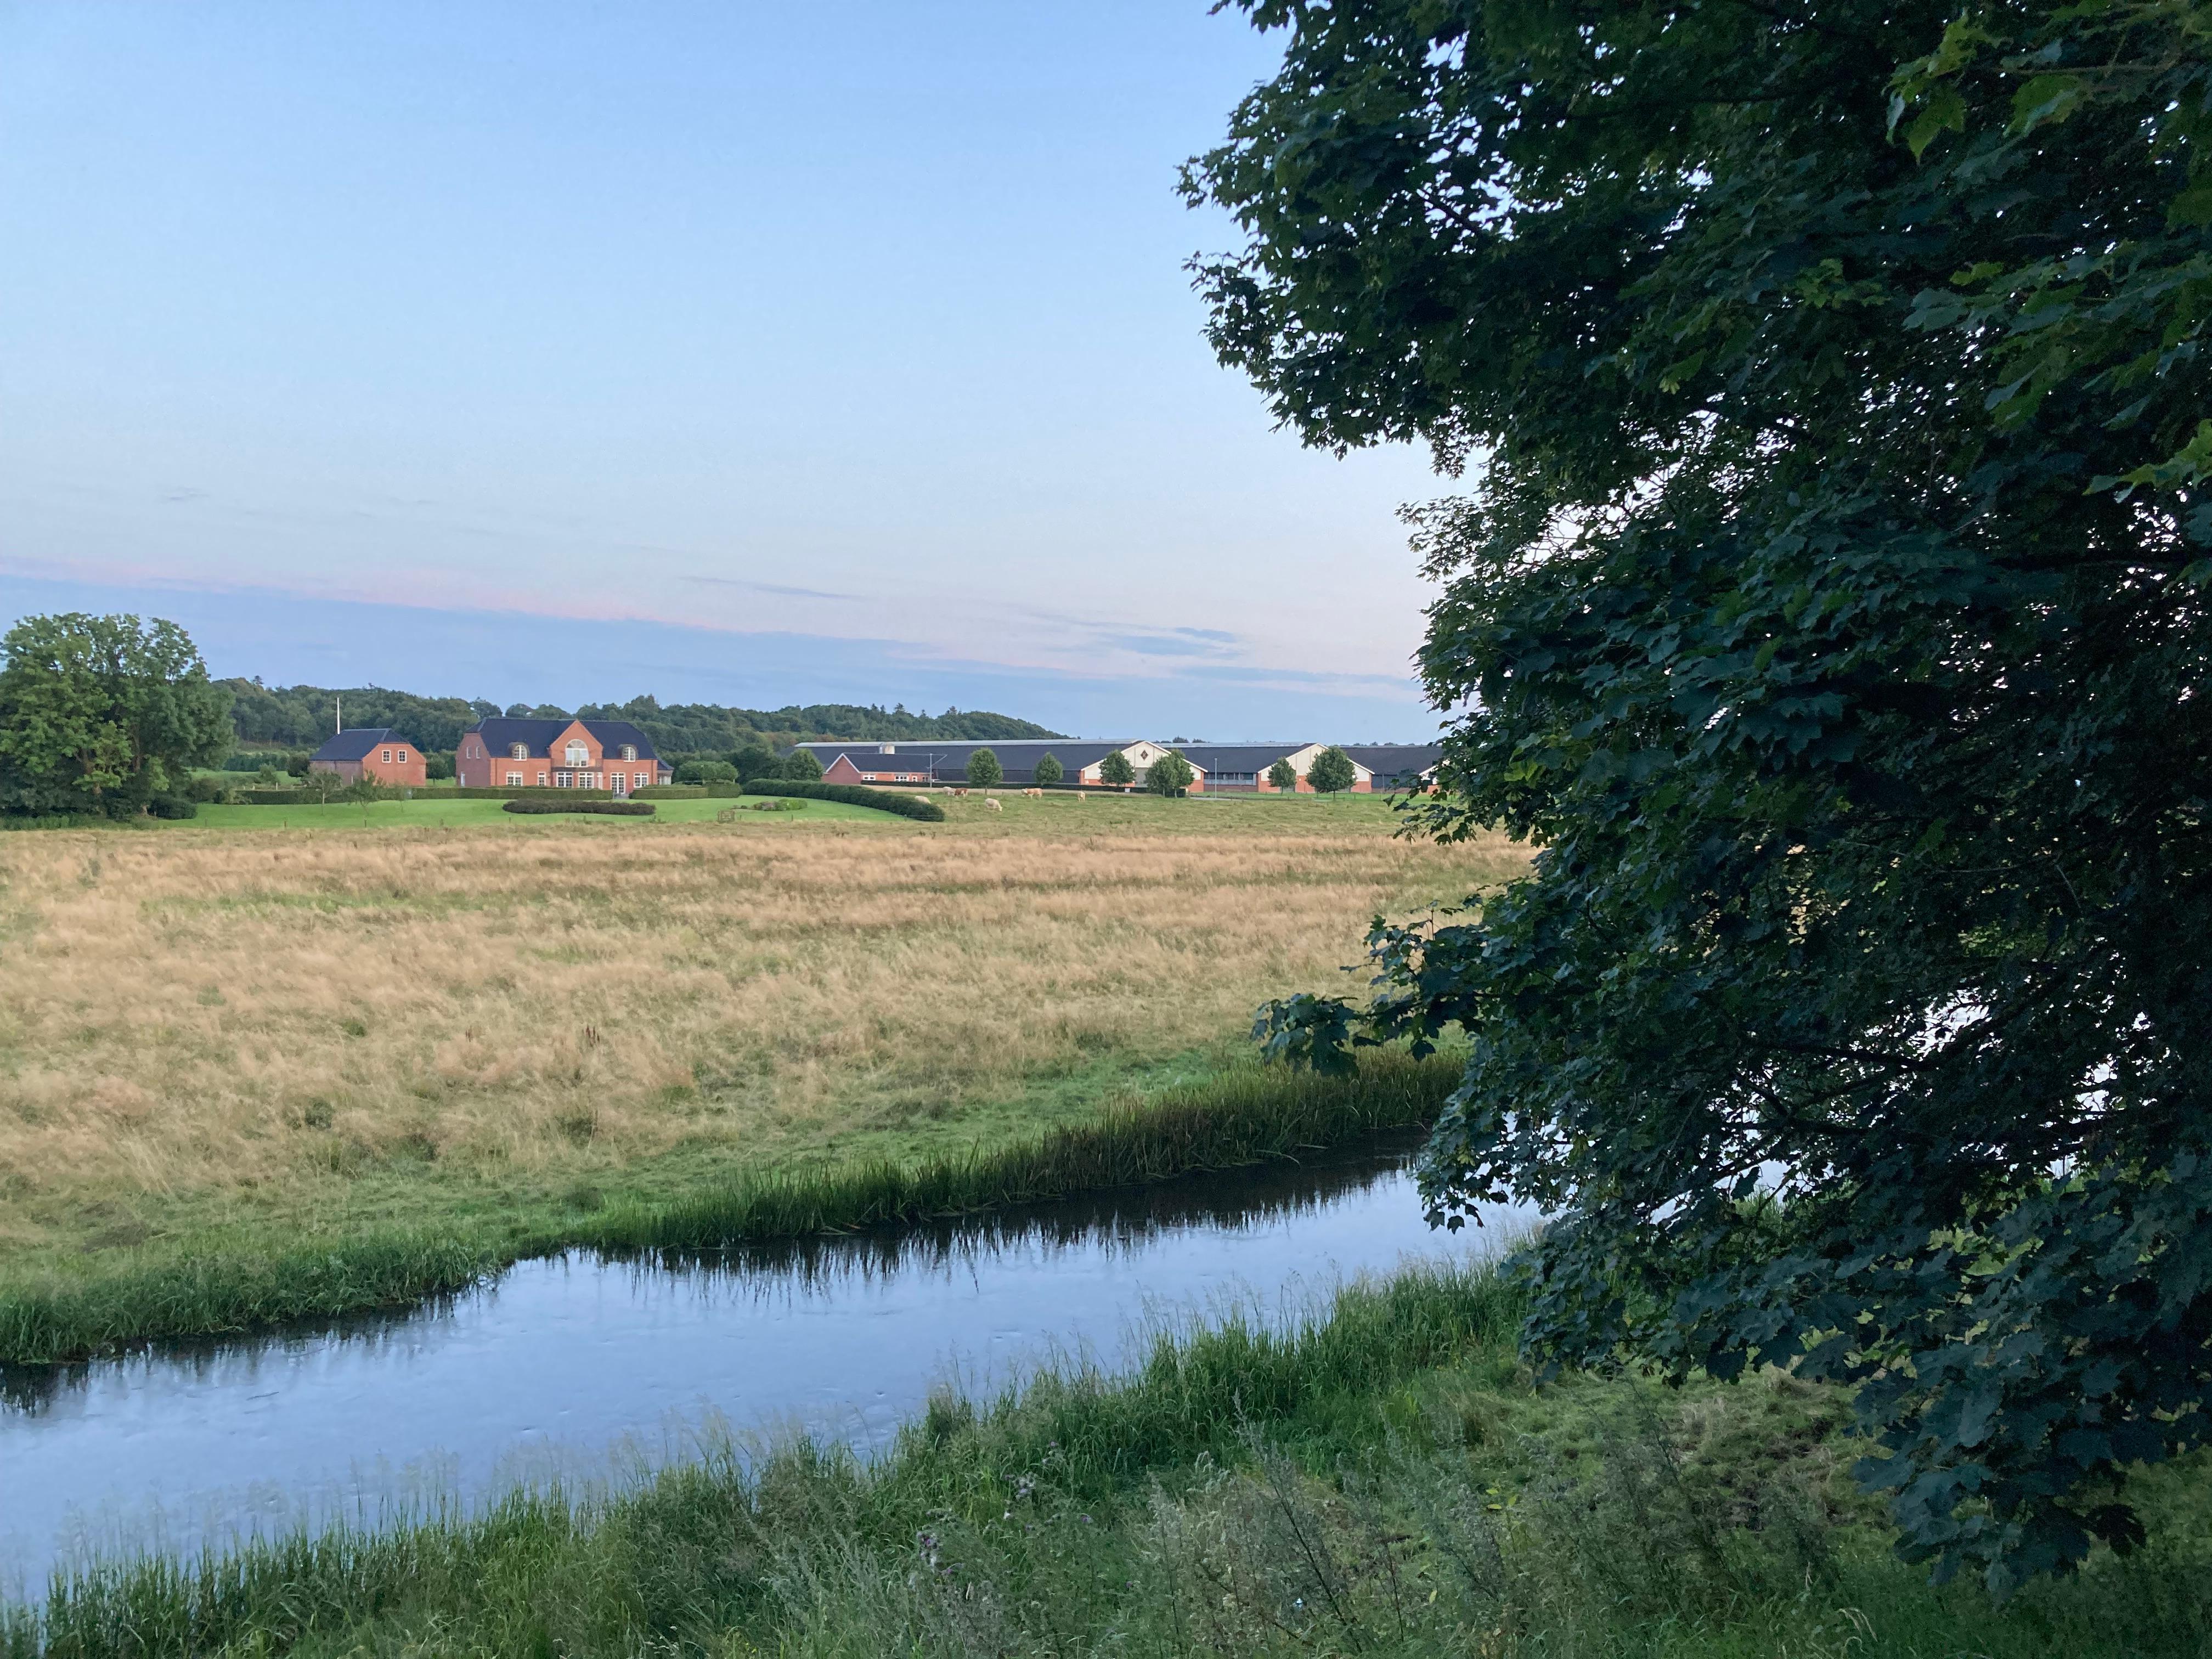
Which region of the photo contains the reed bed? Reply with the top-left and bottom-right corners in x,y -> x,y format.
8,1260 -> 2206,1659
0,1053 -> 1455,1362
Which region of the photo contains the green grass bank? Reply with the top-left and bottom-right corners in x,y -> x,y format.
7,1261 -> 2206,1658
0,1053 -> 1457,1364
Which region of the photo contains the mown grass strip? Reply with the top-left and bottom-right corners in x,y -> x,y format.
0,1053 -> 1458,1365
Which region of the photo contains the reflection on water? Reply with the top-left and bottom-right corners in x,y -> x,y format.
0,1138 -> 1518,1593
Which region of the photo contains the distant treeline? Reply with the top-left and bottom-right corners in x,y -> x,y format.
223,681 -> 1062,757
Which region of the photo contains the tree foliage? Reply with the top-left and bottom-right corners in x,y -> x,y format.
1099,749 -> 1136,787
1147,749 -> 1196,795
1194,0 -> 2212,1592
223,682 -> 1061,759
0,614 -> 231,816
782,747 -> 825,782
966,747 -> 1005,788
1266,757 -> 1300,792
1307,746 -> 1357,795
1034,752 -> 1064,786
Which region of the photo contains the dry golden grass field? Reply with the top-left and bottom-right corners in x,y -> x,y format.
0,791 -> 1524,1279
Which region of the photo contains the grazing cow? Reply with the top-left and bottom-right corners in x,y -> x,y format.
952,787 -> 969,798
985,798 -> 1002,812
1023,788 -> 1042,798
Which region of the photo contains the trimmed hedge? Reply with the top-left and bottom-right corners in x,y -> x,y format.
501,799 -> 654,816
632,784 -> 742,800
743,779 -> 947,821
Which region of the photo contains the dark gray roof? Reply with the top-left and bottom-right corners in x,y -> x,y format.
309,728 -> 404,763
1173,743 -> 1311,775
806,740 -> 1137,775
1336,744 -> 1445,780
466,717 -> 663,760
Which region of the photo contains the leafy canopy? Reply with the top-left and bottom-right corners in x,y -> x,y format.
1099,749 -> 1136,787
1147,749 -> 1196,795
782,747 -> 825,782
966,747 -> 1005,788
1266,757 -> 1300,791
1307,746 -> 1357,794
1034,752 -> 1064,786
1192,0 -> 2212,1592
0,613 -> 230,816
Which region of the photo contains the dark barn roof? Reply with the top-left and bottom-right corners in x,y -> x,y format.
806,740 -> 1138,780
309,727 -> 404,763
465,717 -> 663,760
1337,744 -> 1445,782
1174,743 -> 1310,775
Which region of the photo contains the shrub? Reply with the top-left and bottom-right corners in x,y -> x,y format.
674,759 -> 738,786
500,799 -> 654,816
1307,746 -> 1356,795
147,794 -> 198,820
743,780 -> 946,821
966,748 -> 1003,788
1034,752 -> 1063,786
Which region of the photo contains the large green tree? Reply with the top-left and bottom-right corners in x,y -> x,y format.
1194,0 -> 2212,1590
0,614 -> 231,816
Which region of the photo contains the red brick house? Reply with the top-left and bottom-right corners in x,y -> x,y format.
307,727 -> 428,786
454,716 -> 672,795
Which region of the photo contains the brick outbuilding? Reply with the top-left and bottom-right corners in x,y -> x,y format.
307,727 -> 428,787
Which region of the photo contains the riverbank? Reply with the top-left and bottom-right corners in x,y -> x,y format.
0,1052 -> 1458,1363
8,1261 -> 2207,1658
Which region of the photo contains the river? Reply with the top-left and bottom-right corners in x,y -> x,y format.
0,1138 -> 1526,1595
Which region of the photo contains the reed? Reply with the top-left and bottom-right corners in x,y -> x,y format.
586,1048 -> 1457,1252
0,1054 -> 1455,1362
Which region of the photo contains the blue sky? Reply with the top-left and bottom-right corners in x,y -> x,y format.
0,2 -> 1447,738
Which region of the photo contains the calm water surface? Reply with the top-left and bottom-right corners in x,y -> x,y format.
0,1142 -> 1523,1592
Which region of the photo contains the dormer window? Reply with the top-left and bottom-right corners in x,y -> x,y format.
564,740 -> 591,765
620,744 -> 637,761
510,742 -> 528,760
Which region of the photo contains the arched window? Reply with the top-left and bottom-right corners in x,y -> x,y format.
564,740 -> 590,766
510,742 -> 528,760
620,744 -> 637,761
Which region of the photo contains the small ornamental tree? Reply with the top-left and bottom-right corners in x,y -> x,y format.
1033,752 -> 1064,787
1306,747 -> 1356,796
1266,757 -> 1299,792
781,747 -> 823,782
966,748 -> 1003,788
1147,749 -> 1195,796
1098,749 -> 1135,788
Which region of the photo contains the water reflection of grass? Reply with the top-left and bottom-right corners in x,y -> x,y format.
0,1054 -> 1458,1364
10,1261 -> 2207,1659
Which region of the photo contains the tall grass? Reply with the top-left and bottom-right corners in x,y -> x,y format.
585,1048 -> 1457,1252
9,1257 -> 2207,1659
0,812 -> 1521,1277
0,1053 -> 1458,1362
